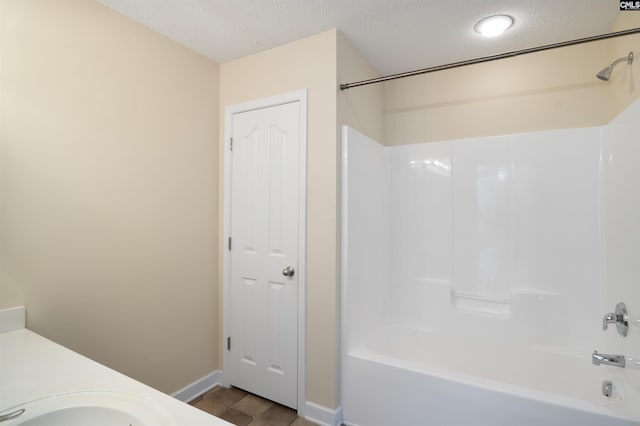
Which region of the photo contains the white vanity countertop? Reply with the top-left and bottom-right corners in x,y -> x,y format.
0,308 -> 231,425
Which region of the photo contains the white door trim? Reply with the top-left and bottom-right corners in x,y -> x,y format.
222,90 -> 307,413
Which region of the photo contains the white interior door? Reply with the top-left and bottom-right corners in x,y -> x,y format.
228,101 -> 300,409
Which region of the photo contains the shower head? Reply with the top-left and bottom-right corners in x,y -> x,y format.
596,52 -> 634,81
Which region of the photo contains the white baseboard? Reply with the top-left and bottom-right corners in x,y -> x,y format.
171,370 -> 222,403
172,373 -> 342,426
303,400 -> 343,426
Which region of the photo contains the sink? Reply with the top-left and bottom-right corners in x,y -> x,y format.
19,406 -> 144,425
0,391 -> 175,426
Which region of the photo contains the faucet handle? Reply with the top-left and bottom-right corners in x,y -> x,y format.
603,313 -> 617,331
602,303 -> 629,337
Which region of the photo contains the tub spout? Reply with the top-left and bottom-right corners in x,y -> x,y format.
592,351 -> 625,368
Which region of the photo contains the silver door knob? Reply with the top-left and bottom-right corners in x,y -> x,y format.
282,266 -> 295,277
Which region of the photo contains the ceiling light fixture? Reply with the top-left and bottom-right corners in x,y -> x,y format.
475,15 -> 514,38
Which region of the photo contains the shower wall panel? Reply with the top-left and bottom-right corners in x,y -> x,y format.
389,142 -> 452,325
601,100 -> 640,422
452,136 -> 513,303
389,125 -> 604,329
341,126 -> 390,347
512,127 -> 604,341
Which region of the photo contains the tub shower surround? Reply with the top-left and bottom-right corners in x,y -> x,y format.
341,99 -> 640,426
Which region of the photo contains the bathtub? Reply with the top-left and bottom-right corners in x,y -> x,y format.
342,321 -> 638,426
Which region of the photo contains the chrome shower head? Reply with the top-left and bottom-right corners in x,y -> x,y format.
597,52 -> 634,81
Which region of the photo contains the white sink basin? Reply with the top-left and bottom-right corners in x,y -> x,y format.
0,391 -> 175,426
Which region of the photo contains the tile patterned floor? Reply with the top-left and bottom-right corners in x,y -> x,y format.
190,386 -> 317,426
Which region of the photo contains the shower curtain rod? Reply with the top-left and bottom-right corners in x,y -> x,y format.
339,27 -> 640,90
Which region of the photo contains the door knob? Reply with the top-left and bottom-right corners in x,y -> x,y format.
282,266 -> 295,277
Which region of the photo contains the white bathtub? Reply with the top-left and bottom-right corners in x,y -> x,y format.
343,321 -> 638,426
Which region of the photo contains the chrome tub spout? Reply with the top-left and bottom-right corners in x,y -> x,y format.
592,351 -> 626,368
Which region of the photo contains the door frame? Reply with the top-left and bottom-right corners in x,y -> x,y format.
222,89 -> 308,413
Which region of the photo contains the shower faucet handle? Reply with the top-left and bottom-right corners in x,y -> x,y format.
603,302 -> 629,337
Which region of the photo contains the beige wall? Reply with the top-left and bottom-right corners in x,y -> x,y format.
0,0 -> 220,394
384,42 -> 613,145
382,15 -> 640,145
337,32 -> 385,143
219,30 -> 340,409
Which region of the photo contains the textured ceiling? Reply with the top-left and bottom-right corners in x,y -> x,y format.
96,0 -> 621,75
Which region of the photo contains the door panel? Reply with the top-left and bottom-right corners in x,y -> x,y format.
229,101 -> 300,409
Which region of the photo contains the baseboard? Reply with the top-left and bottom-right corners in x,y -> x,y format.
303,400 -> 343,426
172,373 -> 342,426
171,370 -> 222,403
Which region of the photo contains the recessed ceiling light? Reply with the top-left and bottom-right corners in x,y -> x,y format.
474,15 -> 514,38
